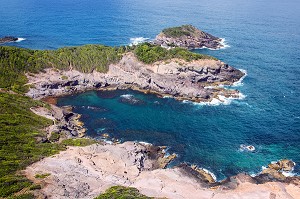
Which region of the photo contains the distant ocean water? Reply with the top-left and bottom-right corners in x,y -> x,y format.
1,0 -> 299,180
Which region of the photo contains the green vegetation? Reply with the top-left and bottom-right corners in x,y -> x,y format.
34,173 -> 51,179
61,75 -> 68,80
134,43 -> 216,64
0,92 -> 99,197
28,184 -> 41,190
49,132 -> 60,142
0,92 -> 64,197
95,186 -> 152,199
0,43 -> 216,93
61,138 -> 98,147
7,193 -> 35,199
0,45 -> 128,93
162,25 -> 196,37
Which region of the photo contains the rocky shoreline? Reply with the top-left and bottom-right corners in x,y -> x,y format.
25,141 -> 300,199
26,52 -> 244,105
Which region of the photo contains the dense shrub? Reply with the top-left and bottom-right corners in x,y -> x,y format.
162,25 -> 196,37
95,186 -> 152,199
0,93 -> 62,197
134,43 -> 216,64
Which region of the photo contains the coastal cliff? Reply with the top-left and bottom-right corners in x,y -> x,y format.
153,25 -> 224,49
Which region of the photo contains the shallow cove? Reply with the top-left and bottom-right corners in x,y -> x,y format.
57,89 -> 299,180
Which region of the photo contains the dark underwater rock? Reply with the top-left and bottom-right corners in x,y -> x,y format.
0,36 -> 18,44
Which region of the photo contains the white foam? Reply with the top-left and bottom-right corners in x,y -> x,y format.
139,141 -> 152,146
232,69 -> 247,87
195,38 -> 230,50
218,38 -> 230,49
120,94 -> 134,99
193,93 -> 246,106
16,38 -> 26,42
104,140 -> 113,145
129,37 -> 149,46
201,168 -> 217,181
261,166 -> 267,170
282,171 -> 297,177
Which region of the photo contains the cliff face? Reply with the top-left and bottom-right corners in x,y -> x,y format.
26,53 -> 244,103
153,25 -> 223,49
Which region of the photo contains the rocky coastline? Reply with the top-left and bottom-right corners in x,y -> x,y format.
20,33 -> 299,198
26,52 -> 244,105
153,25 -> 224,50
25,141 -> 300,199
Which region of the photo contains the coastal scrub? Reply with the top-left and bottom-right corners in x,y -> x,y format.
0,92 -> 63,197
95,186 -> 152,199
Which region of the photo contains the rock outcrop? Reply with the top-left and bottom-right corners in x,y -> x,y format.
30,104 -> 86,142
26,53 -> 244,104
254,159 -> 297,183
0,36 -> 18,44
153,25 -> 223,49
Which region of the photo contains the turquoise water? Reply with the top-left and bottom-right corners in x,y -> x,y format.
1,0 -> 299,179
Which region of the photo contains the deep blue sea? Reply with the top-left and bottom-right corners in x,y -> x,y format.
1,0 -> 299,180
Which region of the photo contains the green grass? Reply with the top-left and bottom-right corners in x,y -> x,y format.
49,132 -> 60,142
7,193 -> 35,199
61,138 -> 98,147
34,173 -> 50,179
162,25 -> 196,37
95,186 -> 152,199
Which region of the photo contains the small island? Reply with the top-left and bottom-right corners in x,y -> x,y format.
0,36 -> 18,44
154,25 -> 224,49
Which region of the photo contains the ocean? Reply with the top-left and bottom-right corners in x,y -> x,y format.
1,0 -> 299,180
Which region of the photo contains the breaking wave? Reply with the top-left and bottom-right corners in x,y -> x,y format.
16,38 -> 26,42
129,37 -> 149,46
